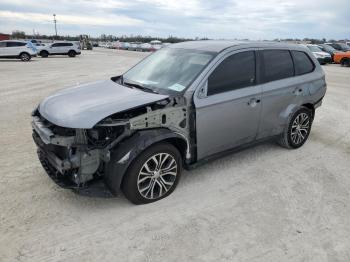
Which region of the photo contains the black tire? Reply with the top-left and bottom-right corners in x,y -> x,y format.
19,52 -> 31,62
40,50 -> 49,58
119,142 -> 182,204
68,50 -> 76,57
278,107 -> 313,149
341,58 -> 350,67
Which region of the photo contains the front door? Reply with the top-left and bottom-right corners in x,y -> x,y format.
194,50 -> 262,160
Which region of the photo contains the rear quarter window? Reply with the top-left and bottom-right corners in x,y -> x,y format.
291,51 -> 315,75
261,50 -> 294,83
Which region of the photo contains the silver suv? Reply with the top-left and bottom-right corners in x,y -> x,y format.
32,41 -> 326,204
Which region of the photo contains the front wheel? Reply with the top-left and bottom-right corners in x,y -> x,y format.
121,143 -> 182,204
20,52 -> 31,61
278,107 -> 313,149
341,58 -> 350,67
68,50 -> 76,57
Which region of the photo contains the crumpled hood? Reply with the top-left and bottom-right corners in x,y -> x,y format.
39,79 -> 169,128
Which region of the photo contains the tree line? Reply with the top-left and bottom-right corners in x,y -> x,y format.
8,30 -> 348,44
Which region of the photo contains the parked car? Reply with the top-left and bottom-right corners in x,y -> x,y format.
325,42 -> 350,52
128,42 -> 142,51
39,42 -> 81,57
140,43 -> 152,52
32,41 -> 326,204
0,40 -> 37,61
150,40 -> 162,51
333,51 -> 350,67
305,44 -> 332,64
317,44 -> 340,62
120,42 -> 130,50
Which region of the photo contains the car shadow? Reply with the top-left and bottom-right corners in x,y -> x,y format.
0,59 -> 39,62
68,139 -> 281,207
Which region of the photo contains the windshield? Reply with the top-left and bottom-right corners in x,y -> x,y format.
123,48 -> 215,93
307,46 -> 322,52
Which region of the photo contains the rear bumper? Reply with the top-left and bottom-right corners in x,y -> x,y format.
317,57 -> 332,64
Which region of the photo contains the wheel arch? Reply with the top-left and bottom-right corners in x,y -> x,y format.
18,51 -> 30,57
301,103 -> 315,120
104,128 -> 188,195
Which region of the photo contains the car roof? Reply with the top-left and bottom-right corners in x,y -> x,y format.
168,40 -> 300,53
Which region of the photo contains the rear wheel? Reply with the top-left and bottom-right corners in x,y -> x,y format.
68,50 -> 76,57
341,58 -> 350,67
278,107 -> 313,149
19,52 -> 31,61
40,50 -> 49,58
121,143 -> 182,204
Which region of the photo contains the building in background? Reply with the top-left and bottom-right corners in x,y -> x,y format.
0,33 -> 10,41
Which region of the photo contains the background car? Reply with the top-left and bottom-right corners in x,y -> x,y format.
317,44 -> 340,62
150,40 -> 162,51
325,42 -> 350,52
140,43 -> 152,52
0,40 -> 37,61
39,42 -> 81,57
333,51 -> 350,67
305,44 -> 332,64
128,42 -> 142,51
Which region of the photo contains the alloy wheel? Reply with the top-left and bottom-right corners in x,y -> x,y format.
137,153 -> 178,200
291,112 -> 310,145
21,53 -> 30,61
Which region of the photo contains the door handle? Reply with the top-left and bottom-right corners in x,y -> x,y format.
247,98 -> 261,107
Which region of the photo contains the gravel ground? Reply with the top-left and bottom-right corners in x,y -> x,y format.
0,48 -> 349,262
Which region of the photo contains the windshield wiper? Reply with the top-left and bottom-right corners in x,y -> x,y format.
123,81 -> 158,94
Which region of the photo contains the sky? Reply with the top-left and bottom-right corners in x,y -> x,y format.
0,0 -> 349,40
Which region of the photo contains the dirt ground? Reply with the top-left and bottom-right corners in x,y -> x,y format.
1,48 -> 349,262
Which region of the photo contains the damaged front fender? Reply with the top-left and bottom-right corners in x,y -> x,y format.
104,128 -> 187,195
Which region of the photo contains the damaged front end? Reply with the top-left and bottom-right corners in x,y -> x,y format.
31,97 -> 191,194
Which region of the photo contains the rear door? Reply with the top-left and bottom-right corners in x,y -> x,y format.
257,49 -> 312,139
60,43 -> 73,53
5,41 -> 26,56
194,50 -> 262,160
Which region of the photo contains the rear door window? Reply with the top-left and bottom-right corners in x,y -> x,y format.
261,50 -> 294,83
207,51 -> 256,96
6,42 -> 26,47
0,42 -> 6,47
292,51 -> 315,75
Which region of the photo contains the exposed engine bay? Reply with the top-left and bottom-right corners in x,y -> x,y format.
32,96 -> 191,189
